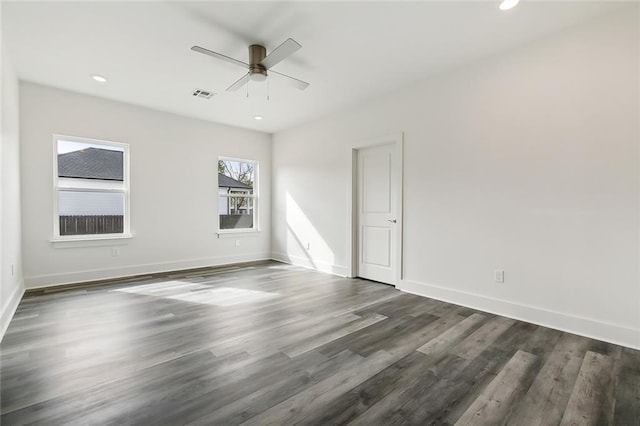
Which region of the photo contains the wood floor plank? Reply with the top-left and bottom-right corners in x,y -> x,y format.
507,333 -> 589,426
282,313 -> 388,358
347,354 -> 469,426
454,350 -> 538,425
211,312 -> 363,357
420,346 -> 513,425
452,316 -> 516,360
613,348 -> 640,425
417,312 -> 486,356
377,313 -> 470,358
559,350 -> 617,426
317,315 -> 415,357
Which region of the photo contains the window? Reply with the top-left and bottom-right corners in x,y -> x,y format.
53,135 -> 130,239
218,157 -> 257,232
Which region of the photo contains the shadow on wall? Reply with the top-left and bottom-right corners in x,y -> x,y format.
285,192 -> 335,269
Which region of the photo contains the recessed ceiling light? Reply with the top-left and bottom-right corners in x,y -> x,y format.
91,74 -> 107,83
254,115 -> 263,120
499,0 -> 520,10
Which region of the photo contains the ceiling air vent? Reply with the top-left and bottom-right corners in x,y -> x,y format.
192,89 -> 214,99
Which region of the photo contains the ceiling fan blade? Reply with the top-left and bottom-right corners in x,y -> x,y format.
191,46 -> 248,68
260,38 -> 301,69
226,73 -> 250,92
269,70 -> 310,91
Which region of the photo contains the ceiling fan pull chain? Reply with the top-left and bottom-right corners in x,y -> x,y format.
246,79 -> 249,98
267,76 -> 270,101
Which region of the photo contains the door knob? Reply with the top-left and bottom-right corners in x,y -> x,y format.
388,219 -> 397,223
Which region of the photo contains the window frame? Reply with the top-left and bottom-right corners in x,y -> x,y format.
52,134 -> 131,241
217,156 -> 259,234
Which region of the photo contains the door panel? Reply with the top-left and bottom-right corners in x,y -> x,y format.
362,153 -> 391,213
358,143 -> 396,285
362,226 -> 391,267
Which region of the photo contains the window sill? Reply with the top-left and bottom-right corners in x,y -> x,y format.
216,229 -> 260,239
50,234 -> 132,248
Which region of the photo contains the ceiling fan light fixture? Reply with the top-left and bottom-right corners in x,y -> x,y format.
499,0 -> 520,10
250,72 -> 267,82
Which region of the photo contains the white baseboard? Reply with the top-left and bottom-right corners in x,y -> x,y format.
399,278 -> 640,350
1,280 -> 25,342
271,252 -> 348,277
24,252 -> 272,289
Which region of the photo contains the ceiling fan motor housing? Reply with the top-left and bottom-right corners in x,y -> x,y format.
249,44 -> 268,81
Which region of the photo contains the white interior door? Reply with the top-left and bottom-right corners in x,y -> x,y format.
357,143 -> 397,285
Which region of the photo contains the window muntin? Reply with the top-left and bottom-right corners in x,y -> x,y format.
54,136 -> 130,239
218,158 -> 257,232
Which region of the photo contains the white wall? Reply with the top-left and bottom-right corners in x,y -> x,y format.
272,8 -> 640,348
1,6 -> 25,339
20,83 -> 272,287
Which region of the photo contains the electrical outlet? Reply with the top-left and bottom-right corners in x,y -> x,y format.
235,239 -> 241,247
111,248 -> 120,257
494,269 -> 504,283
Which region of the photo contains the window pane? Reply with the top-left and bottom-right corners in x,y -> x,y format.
217,160 -> 254,193
218,158 -> 256,230
58,177 -> 125,190
58,191 -> 124,235
219,196 -> 254,230
57,140 -> 124,181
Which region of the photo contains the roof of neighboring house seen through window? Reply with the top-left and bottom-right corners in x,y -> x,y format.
58,147 -> 123,181
218,173 -> 252,189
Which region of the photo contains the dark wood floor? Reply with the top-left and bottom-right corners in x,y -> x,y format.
1,261 -> 638,425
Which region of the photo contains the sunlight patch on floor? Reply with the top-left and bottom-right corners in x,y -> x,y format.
114,280 -> 279,306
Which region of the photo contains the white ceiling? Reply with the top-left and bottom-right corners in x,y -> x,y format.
2,1 -> 625,133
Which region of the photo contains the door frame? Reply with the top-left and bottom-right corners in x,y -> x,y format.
347,132 -> 404,285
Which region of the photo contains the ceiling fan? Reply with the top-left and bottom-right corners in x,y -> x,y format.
191,38 -> 309,92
